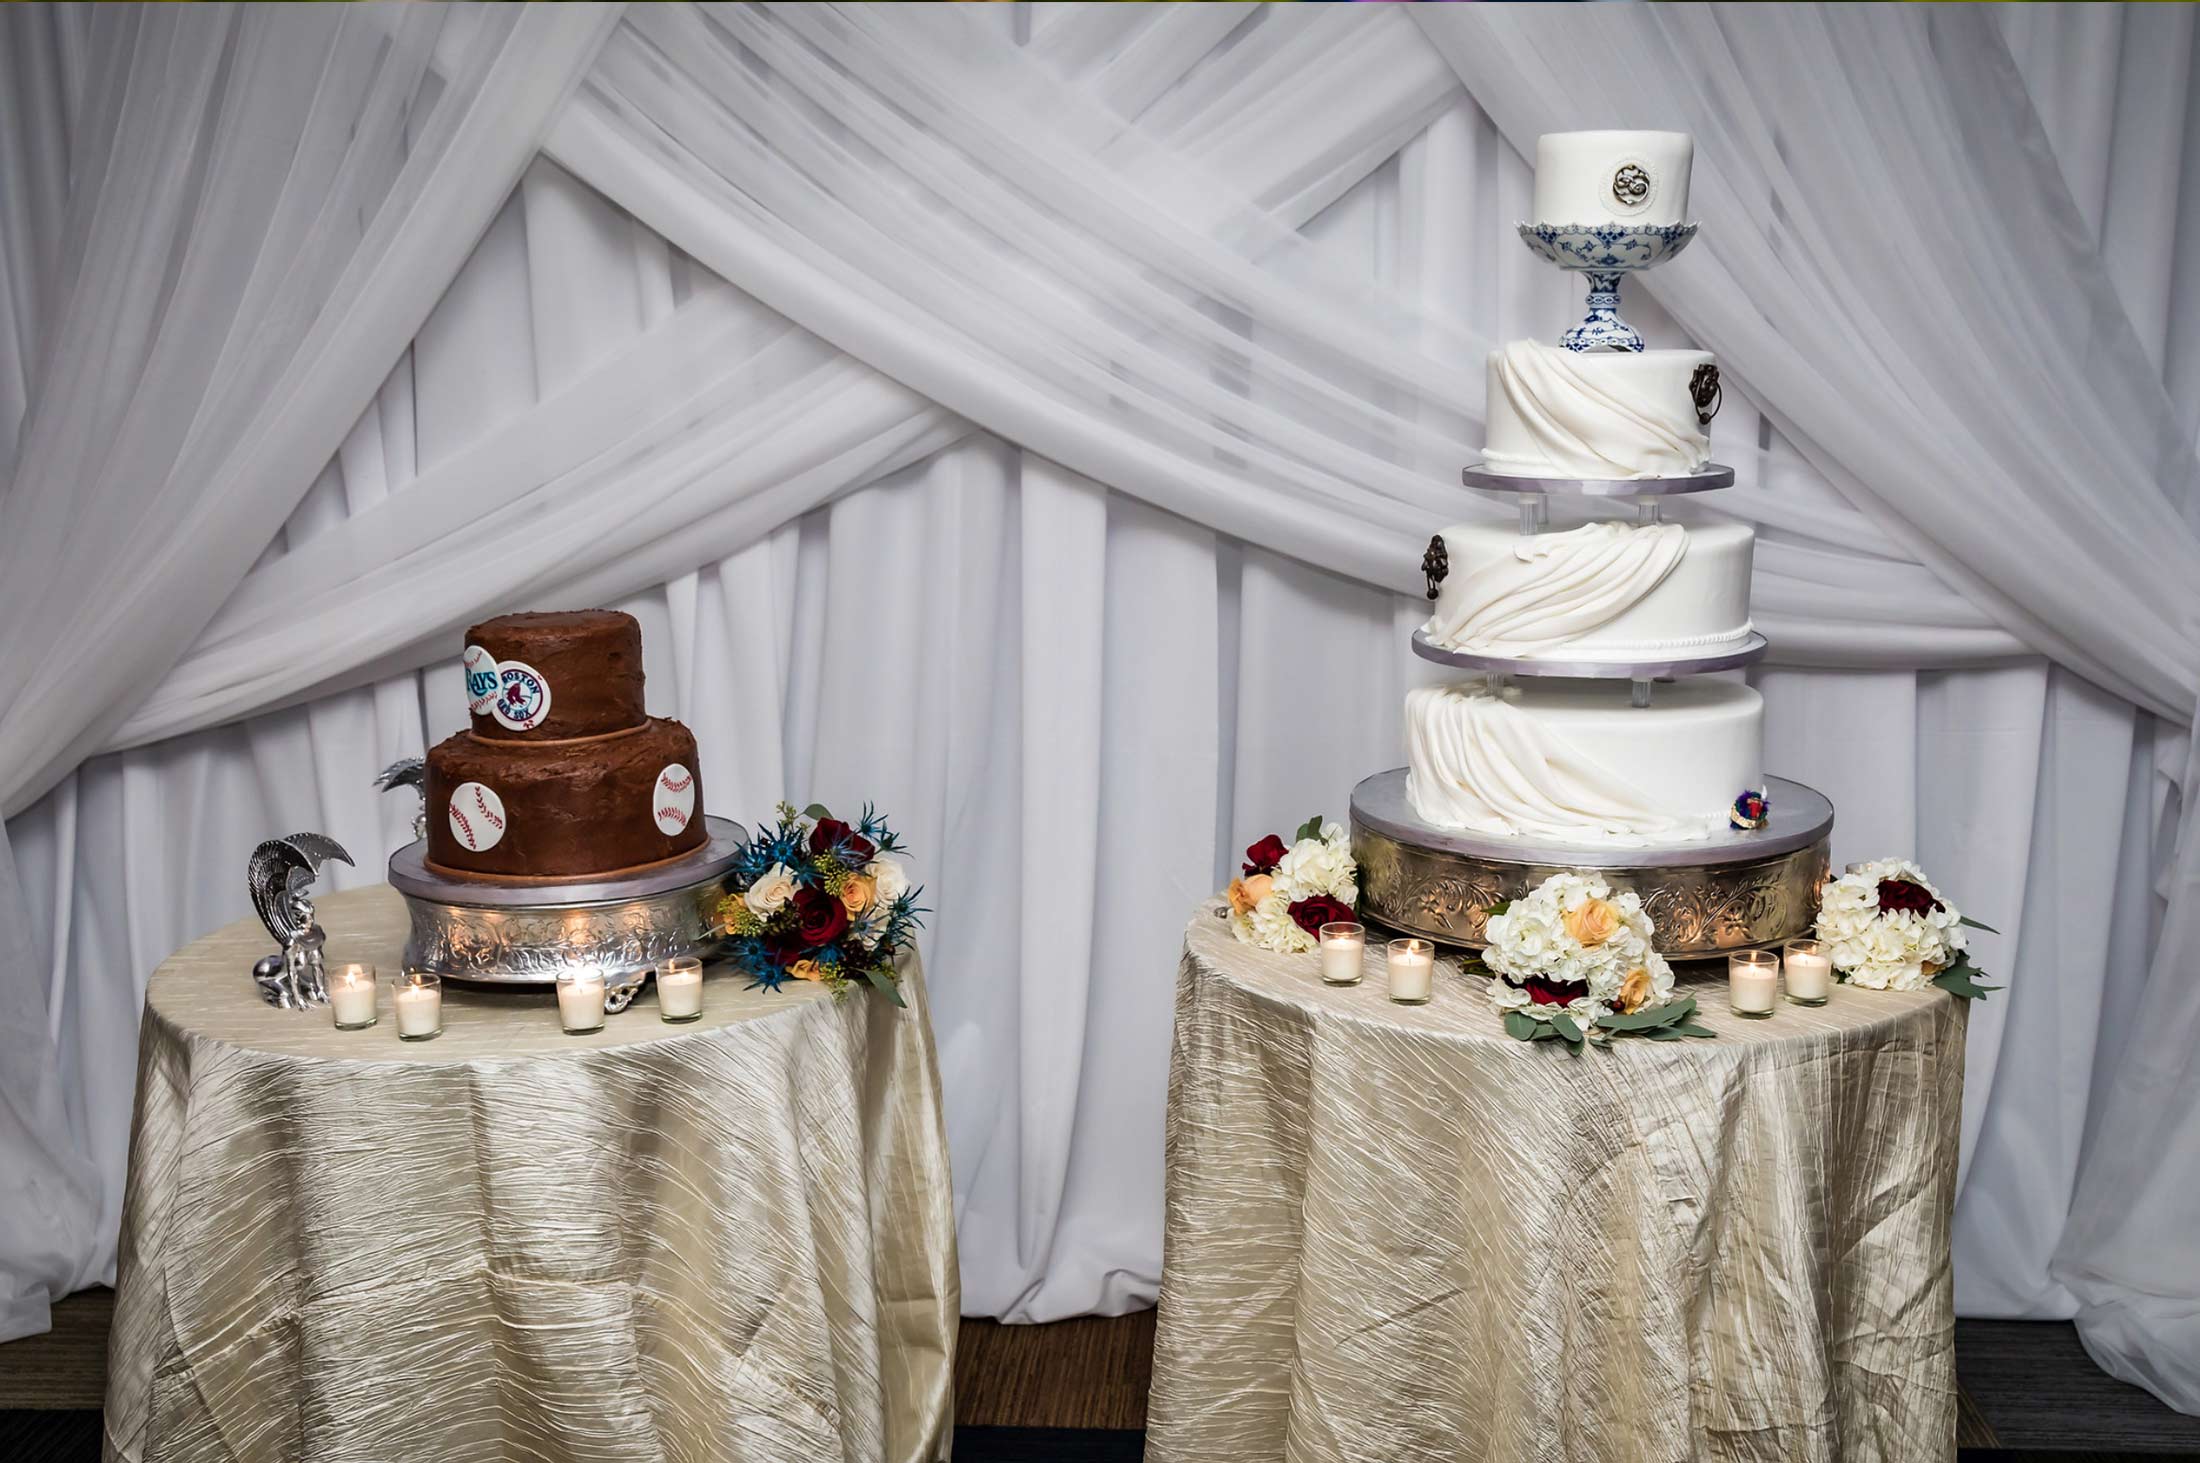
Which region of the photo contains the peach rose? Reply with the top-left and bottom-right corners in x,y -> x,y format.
789,959 -> 824,983
1616,966 -> 1652,1014
1563,897 -> 1622,949
1227,873 -> 1275,916
840,873 -> 877,916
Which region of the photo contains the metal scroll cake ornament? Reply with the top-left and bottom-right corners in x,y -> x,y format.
386,816 -> 748,1012
248,833 -> 355,1008
1350,771 -> 1832,957
374,757 -> 429,840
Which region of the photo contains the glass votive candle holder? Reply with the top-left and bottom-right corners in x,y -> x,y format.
656,956 -> 704,1023
393,970 -> 442,1042
1386,937 -> 1435,1005
1728,949 -> 1778,1019
327,964 -> 378,1030
1782,939 -> 1833,1006
557,969 -> 607,1035
1317,922 -> 1365,985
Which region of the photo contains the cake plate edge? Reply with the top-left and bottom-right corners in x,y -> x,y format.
387,815 -> 750,994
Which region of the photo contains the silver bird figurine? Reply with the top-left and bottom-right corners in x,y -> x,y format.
248,833 -> 354,1009
374,757 -> 429,841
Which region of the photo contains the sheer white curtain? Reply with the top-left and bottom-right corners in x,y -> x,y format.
7,0 -> 2200,1410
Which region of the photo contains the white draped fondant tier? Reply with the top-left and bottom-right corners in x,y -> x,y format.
1533,131 -> 1694,227
1483,341 -> 1712,480
1405,678 -> 1763,846
1424,517 -> 1754,660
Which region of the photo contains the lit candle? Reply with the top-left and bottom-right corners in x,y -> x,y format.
394,971 -> 442,1041
328,964 -> 378,1030
1386,938 -> 1435,1004
1728,950 -> 1778,1018
1318,922 -> 1365,985
557,970 -> 607,1034
657,957 -> 704,1023
1783,940 -> 1832,1006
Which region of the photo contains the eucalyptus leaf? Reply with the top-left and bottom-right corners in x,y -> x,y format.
1957,914 -> 2000,934
1597,1005 -> 1682,1032
802,803 -> 832,820
1484,900 -> 1512,919
1565,1035 -> 1585,1058
1674,1022 -> 1719,1039
865,966 -> 908,1008
1503,1010 -> 1538,1041
1550,1013 -> 1583,1043
1666,995 -> 1698,1021
1643,1027 -> 1685,1041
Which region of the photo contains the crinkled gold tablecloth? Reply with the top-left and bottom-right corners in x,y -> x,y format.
1148,903 -> 1964,1463
103,884 -> 956,1463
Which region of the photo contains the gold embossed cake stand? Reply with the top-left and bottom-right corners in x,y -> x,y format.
1351,770 -> 1831,957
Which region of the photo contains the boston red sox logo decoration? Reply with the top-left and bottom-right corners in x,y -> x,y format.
490,660 -> 551,733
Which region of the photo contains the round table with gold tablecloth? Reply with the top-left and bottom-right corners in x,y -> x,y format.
102,883 -> 956,1463
1147,902 -> 1965,1463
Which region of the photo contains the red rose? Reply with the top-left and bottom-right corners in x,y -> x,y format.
1874,878 -> 1942,916
764,925 -> 809,968
1520,975 -> 1590,1007
792,885 -> 851,945
811,817 -> 877,863
1288,895 -> 1355,936
1243,834 -> 1289,876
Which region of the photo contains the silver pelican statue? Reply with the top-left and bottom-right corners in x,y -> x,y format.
374,757 -> 429,841
248,833 -> 354,1008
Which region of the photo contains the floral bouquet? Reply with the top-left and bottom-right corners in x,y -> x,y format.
716,803 -> 924,1005
1477,872 -> 1712,1052
1224,815 -> 1358,955
1815,858 -> 1996,999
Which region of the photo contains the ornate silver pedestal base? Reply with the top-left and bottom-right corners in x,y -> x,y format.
1351,771 -> 1831,957
387,817 -> 749,1008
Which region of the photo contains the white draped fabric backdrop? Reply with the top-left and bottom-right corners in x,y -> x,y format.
6,0 -> 2200,1412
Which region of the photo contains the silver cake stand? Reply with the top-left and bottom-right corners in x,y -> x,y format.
1351,770 -> 1831,957
388,815 -> 748,1010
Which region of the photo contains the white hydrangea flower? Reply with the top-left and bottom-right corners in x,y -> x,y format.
1246,889 -> 1315,954
1275,833 -> 1357,904
1484,872 -> 1670,1026
1226,825 -> 1361,954
1815,858 -> 1971,991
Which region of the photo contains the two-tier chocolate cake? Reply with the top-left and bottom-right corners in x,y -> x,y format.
424,610 -> 707,881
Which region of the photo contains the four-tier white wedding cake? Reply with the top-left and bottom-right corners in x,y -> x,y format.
1405,130 -> 1765,847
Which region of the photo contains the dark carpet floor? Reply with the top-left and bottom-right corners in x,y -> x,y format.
13,1295 -> 2200,1460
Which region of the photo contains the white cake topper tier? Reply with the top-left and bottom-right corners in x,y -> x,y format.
1533,131 -> 1693,226
1524,131 -> 1698,353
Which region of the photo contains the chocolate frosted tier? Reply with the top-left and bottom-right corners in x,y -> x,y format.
425,718 -> 707,880
464,609 -> 645,742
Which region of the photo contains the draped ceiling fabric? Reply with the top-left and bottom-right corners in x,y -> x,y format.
4,0 -> 2199,1412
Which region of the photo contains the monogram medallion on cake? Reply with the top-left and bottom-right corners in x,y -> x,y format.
1610,161 -> 1653,212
